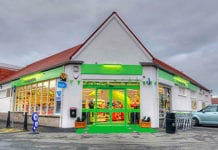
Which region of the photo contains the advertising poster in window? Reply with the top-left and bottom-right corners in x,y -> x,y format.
192,100 -> 197,110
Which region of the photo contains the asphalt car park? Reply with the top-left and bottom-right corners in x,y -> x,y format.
0,126 -> 218,150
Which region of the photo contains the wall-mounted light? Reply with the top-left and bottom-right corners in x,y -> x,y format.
73,74 -> 79,80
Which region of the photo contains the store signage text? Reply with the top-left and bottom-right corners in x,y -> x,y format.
173,76 -> 189,87
22,73 -> 43,84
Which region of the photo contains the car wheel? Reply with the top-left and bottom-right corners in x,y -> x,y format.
192,118 -> 199,126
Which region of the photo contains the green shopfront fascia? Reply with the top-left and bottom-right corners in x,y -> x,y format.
12,67 -> 64,87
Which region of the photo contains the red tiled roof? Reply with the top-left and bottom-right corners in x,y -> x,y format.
212,98 -> 218,104
1,44 -> 82,83
0,68 -> 17,81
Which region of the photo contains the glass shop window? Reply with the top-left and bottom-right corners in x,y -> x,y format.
159,85 -> 171,118
127,89 -> 140,109
82,88 -> 95,109
14,79 -> 57,115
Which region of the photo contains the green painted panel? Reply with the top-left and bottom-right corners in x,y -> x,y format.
12,67 -> 64,87
81,64 -> 142,75
189,83 -> 198,91
158,69 -> 174,82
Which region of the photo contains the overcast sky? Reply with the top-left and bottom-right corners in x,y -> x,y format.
0,0 -> 218,96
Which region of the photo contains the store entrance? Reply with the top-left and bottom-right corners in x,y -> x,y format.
96,89 -> 126,125
82,82 -> 140,126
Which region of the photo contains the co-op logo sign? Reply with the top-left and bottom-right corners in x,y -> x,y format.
32,112 -> 39,133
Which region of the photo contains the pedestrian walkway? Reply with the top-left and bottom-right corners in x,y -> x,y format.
0,128 -> 24,134
76,125 -> 158,134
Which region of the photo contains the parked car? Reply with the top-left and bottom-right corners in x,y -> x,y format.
192,104 -> 218,126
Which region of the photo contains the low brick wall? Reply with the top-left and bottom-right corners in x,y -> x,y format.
0,112 -> 60,128
0,112 -> 8,121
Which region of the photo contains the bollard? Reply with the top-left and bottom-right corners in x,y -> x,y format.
24,112 -> 28,131
6,111 -> 11,128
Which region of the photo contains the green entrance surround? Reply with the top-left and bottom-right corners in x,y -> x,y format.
76,125 -> 158,134
82,82 -> 140,127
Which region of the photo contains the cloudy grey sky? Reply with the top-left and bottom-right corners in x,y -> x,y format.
0,0 -> 218,96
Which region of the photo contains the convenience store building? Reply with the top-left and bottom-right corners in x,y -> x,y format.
0,12 -> 211,128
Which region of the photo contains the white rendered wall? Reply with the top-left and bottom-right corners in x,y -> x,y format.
196,89 -> 211,110
172,86 -> 211,112
61,64 -> 82,128
140,66 -> 158,128
0,83 -> 12,113
172,86 -> 192,112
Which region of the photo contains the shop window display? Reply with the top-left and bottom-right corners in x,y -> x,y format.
14,79 -> 57,115
82,88 -> 95,124
30,84 -> 36,114
36,83 -> 42,114
159,85 -> 171,118
192,99 -> 197,110
48,80 -> 55,114
127,89 -> 140,109
127,89 -> 140,124
82,88 -> 96,109
25,85 -> 31,113
42,81 -> 48,114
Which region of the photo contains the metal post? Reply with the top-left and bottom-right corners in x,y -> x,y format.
6,111 -> 11,128
24,112 -> 28,131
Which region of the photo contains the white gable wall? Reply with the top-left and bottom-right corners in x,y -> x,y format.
73,16 -> 152,64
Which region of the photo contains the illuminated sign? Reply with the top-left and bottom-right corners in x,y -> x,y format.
81,64 -> 142,75
22,73 -> 43,83
103,64 -> 122,69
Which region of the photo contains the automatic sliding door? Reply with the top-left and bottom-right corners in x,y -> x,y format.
111,89 -> 125,125
96,89 -> 126,125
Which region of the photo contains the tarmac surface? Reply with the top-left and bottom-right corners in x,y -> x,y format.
0,126 -> 218,150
